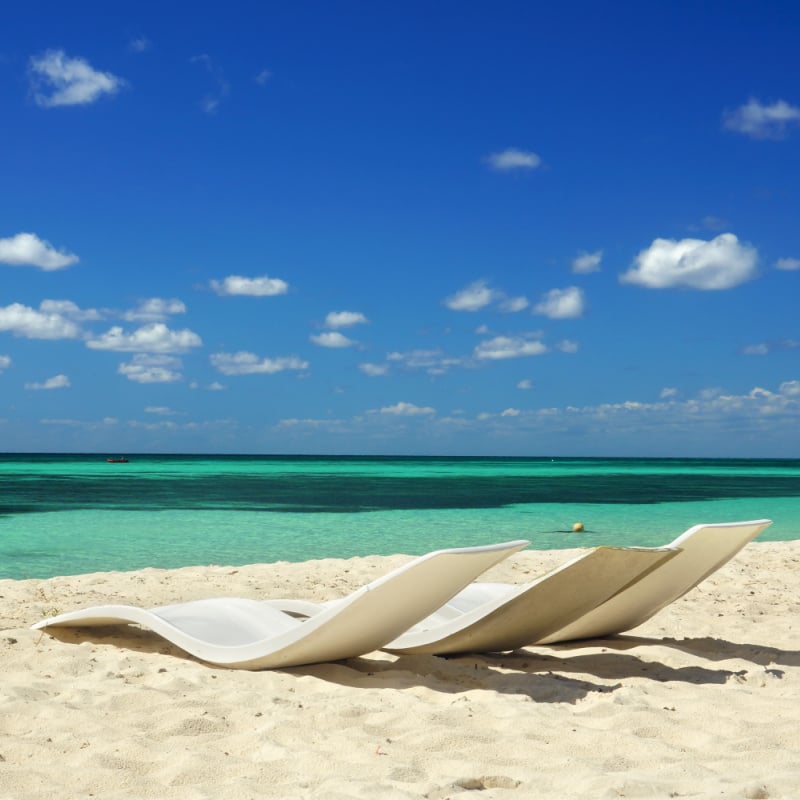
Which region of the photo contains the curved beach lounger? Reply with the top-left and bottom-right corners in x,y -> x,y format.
268,545 -> 680,656
536,519 -> 772,644
32,539 -> 529,670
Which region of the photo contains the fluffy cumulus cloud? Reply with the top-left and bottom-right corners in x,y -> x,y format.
210,351 -> 308,376
0,232 -> 79,270
572,250 -> 603,274
723,98 -> 800,139
39,299 -> 101,321
377,401 -> 435,416
86,323 -> 202,353
498,295 -> 529,313
210,275 -> 288,296
118,355 -> 183,383
0,355 -> 11,372
29,50 -> 125,107
445,280 -> 496,312
533,286 -> 585,319
776,257 -> 800,271
0,302 -> 81,339
620,233 -> 758,290
124,298 -> 186,322
324,311 -> 368,328
25,374 -> 70,390
474,336 -> 547,360
310,331 -> 357,348
485,148 -> 541,171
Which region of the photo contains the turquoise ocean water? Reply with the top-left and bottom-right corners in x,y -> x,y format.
1,454 -> 798,580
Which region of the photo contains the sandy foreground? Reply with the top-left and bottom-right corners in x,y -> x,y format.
2,542 -> 800,799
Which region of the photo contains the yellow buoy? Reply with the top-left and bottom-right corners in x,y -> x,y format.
572,522 -> 584,532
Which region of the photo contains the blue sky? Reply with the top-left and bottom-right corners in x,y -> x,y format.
1,1 -> 799,456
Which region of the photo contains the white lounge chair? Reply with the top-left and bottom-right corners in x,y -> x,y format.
32,539 -> 529,669
536,519 -> 772,644
268,545 -> 679,655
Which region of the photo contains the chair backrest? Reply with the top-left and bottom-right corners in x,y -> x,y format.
239,539 -> 530,668
536,519 -> 772,644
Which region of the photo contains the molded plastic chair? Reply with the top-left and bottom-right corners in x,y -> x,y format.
536,519 -> 772,644
269,545 -> 680,656
32,539 -> 529,669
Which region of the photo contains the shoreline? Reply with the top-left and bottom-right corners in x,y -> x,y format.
3,541 -> 799,798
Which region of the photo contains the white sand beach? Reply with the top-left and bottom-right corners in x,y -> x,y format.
2,542 -> 799,799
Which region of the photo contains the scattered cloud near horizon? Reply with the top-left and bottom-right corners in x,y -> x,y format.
86,323 -> 202,353
25,374 -> 70,390
119,354 -> 183,384
310,331 -> 357,348
209,351 -> 308,375
324,311 -> 368,328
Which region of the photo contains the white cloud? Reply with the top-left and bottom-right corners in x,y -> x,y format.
742,339 -> 799,356
29,50 -> 124,107
210,274 -> 289,296
500,408 -> 520,417
0,355 -> 11,372
0,232 -> 79,270
124,298 -> 186,322
572,249 -> 603,274
378,401 -> 435,416
129,37 -> 151,53
359,362 -> 389,376
474,336 -> 547,360
485,148 -> 541,171
498,295 -> 529,313
0,302 -> 81,339
145,406 -> 177,415
555,339 -> 579,353
324,311 -> 368,328
310,331 -> 356,348
39,299 -> 102,321
387,349 -> 465,375
517,379 -> 533,390
620,233 -> 758,290
191,54 -> 230,114
533,286 -> 586,318
208,381 -> 226,391
25,374 -> 70,390
723,98 -> 800,139
210,351 -> 308,375
445,280 -> 496,311
87,323 -> 202,353
776,257 -> 800,271
780,380 -> 800,397
255,69 -> 272,85
118,354 -> 182,383
660,387 -> 678,398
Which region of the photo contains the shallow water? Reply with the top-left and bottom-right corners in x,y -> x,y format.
1,454 -> 797,579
